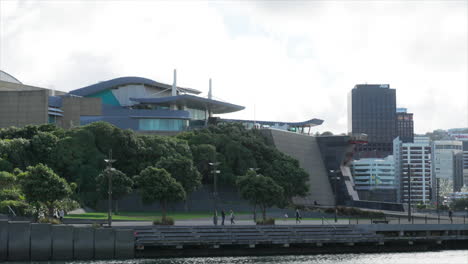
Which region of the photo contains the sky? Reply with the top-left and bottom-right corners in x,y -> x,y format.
0,0 -> 467,134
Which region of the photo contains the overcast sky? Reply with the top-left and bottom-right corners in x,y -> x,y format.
0,0 -> 466,134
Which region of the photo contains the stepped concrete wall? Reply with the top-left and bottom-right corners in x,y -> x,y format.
0,220 -> 134,261
263,129 -> 335,206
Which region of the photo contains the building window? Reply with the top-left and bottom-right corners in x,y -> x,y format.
187,108 -> 206,120
48,115 -> 56,124
138,119 -> 187,131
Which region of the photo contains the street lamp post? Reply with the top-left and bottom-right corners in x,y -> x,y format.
330,170 -> 340,223
209,162 -> 221,217
104,149 -> 116,227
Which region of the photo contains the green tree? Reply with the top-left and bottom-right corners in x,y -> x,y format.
451,198 -> 468,211
133,166 -> 185,218
156,156 -> 202,196
18,163 -> 72,217
190,144 -> 216,179
236,170 -> 285,220
31,131 -> 59,165
96,168 -> 133,213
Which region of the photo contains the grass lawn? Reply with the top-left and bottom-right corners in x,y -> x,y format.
65,211 -> 248,221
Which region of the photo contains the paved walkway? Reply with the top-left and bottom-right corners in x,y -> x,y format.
71,216 -> 468,227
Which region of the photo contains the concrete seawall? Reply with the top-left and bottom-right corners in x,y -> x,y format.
0,220 -> 134,261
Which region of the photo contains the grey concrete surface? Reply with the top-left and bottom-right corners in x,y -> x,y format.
52,225 -> 74,260
31,223 -> 52,260
94,228 -> 115,259
265,129 -> 335,206
0,220 -> 8,261
115,229 -> 134,259
73,227 -> 95,260
8,222 -> 30,261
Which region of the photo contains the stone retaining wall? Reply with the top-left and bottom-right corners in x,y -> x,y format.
0,220 -> 134,261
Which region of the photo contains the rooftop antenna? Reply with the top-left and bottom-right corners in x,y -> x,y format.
254,103 -> 256,129
172,69 -> 177,96
208,78 -> 212,99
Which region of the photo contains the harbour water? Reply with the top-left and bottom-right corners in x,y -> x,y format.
28,250 -> 467,264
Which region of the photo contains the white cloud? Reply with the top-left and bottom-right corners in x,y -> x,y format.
0,0 -> 466,134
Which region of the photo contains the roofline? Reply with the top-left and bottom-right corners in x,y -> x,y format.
220,118 -> 324,127
69,76 -> 202,97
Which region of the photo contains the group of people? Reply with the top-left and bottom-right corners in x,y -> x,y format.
213,209 -> 235,225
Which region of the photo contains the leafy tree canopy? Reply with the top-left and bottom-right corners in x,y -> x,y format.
18,163 -> 71,216
236,170 -> 285,220
134,166 -> 185,218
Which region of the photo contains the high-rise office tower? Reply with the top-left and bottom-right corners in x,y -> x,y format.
394,136 -> 432,204
396,108 -> 414,143
432,140 -> 464,195
348,84 -> 397,158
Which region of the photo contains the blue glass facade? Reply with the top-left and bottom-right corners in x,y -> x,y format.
138,119 -> 187,131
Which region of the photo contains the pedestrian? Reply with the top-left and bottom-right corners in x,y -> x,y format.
213,211 -> 218,226
449,209 -> 453,223
221,210 -> 226,226
59,209 -> 65,222
284,213 -> 289,222
230,209 -> 235,225
295,209 -> 301,224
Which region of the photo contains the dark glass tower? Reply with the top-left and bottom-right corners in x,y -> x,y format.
396,108 -> 414,143
348,84 -> 397,158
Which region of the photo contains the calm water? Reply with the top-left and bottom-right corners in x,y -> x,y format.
35,250 -> 467,264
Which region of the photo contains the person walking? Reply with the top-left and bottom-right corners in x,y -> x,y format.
295,209 -> 301,224
221,210 -> 226,226
213,211 -> 218,226
59,209 -> 65,222
230,210 -> 235,225
449,210 -> 453,223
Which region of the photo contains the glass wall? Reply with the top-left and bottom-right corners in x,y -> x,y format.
139,119 -> 187,131
187,108 -> 206,120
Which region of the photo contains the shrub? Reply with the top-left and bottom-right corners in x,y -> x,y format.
256,218 -> 275,225
91,222 -> 102,228
38,217 -> 61,224
153,216 -> 175,225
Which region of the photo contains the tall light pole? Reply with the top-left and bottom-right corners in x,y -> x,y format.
330,170 -> 340,223
104,149 -> 116,227
209,162 -> 221,216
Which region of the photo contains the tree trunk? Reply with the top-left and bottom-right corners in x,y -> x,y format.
48,205 -> 54,219
253,203 -> 257,222
262,205 -> 266,221
161,201 -> 167,219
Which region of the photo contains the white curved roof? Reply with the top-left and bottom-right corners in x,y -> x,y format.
0,70 -> 22,84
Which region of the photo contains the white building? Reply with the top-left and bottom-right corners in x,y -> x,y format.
351,156 -> 396,192
432,140 -> 464,194
394,136 -> 432,204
